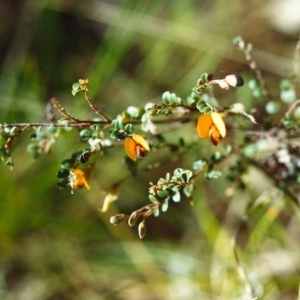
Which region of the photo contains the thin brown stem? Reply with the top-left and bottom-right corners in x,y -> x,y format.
51,98 -> 82,123
2,122 -> 107,128
285,99 -> 300,118
2,116 -> 193,129
236,38 -> 272,100
84,91 -> 111,122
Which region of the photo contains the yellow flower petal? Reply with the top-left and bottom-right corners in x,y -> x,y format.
211,112 -> 226,138
132,134 -> 150,152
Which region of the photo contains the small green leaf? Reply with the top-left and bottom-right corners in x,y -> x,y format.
162,91 -> 171,104
161,200 -> 169,212
243,144 -> 257,158
112,118 -> 124,130
232,36 -> 244,47
265,101 -> 279,114
165,172 -> 170,181
169,93 -> 177,104
174,168 -> 184,178
183,185 -> 194,198
200,73 -> 209,83
72,82 -> 81,90
157,189 -> 169,198
57,169 -> 70,178
71,83 -> 81,96
71,151 -> 83,162
126,106 -> 139,118
56,178 -> 70,189
248,79 -> 259,90
280,79 -> 292,90
46,126 -> 57,134
172,191 -> 181,202
60,159 -> 75,170
26,144 -> 39,156
34,134 -> 48,142
144,102 -> 154,110
282,117 -> 293,129
205,170 -> 222,179
193,159 -> 207,171
225,145 -> 232,155
149,194 -> 157,203
181,170 -> 193,182
246,43 -> 252,53
79,129 -> 93,142
297,174 -> 300,184
280,89 -> 296,103
212,151 -> 222,161
124,123 -> 134,134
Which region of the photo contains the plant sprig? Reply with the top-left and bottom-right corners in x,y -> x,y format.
2,37 -> 300,239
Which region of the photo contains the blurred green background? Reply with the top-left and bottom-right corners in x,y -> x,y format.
1,0 -> 300,299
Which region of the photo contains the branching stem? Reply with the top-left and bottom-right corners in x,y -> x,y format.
84,91 -> 111,122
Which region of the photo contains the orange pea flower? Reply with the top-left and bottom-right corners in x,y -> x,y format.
124,134 -> 150,161
197,112 -> 226,146
72,168 -> 91,190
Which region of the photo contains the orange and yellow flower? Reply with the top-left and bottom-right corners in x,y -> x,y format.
124,134 -> 150,161
72,167 -> 91,190
197,112 -> 226,146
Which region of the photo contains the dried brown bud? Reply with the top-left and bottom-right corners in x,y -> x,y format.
80,150 -> 91,163
5,137 -> 14,150
149,185 -> 157,195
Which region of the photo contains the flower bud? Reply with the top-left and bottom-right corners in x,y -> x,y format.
110,214 -> 126,225
138,221 -> 146,239
128,211 -> 139,227
225,74 -> 244,87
